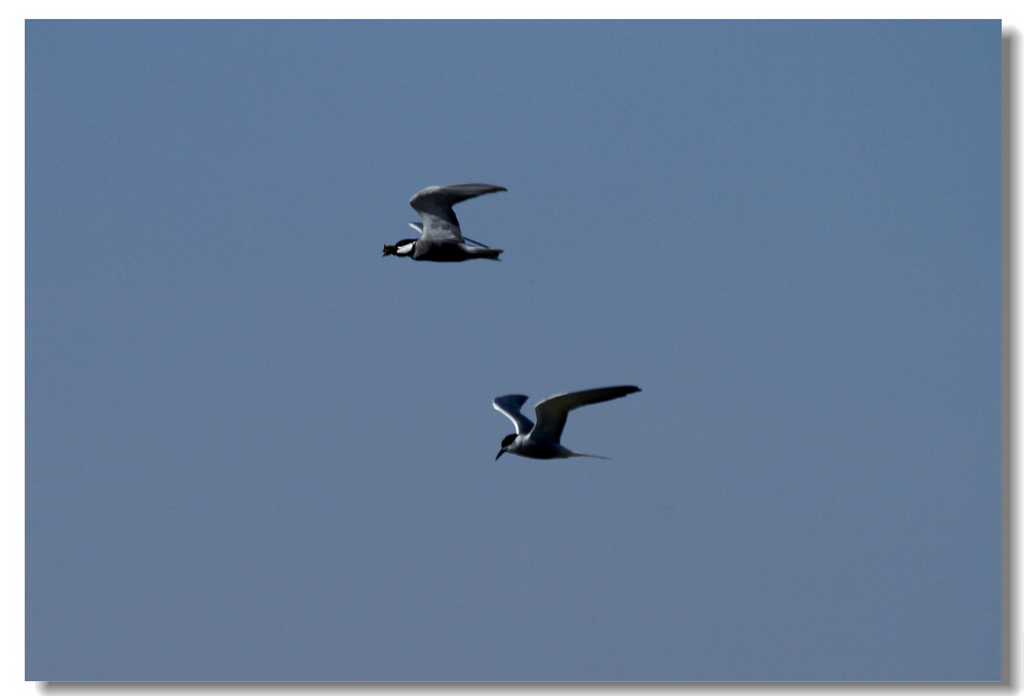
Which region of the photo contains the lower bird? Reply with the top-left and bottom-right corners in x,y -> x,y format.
493,386 -> 641,460
382,183 -> 506,262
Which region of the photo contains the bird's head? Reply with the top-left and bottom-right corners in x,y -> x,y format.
495,433 -> 517,460
382,239 -> 417,258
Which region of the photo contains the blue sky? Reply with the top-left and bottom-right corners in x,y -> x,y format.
25,20 -> 1001,681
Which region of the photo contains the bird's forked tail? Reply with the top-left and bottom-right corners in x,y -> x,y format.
568,452 -> 611,460
463,245 -> 503,261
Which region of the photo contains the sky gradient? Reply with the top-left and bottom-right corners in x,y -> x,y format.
26,20 -> 1002,681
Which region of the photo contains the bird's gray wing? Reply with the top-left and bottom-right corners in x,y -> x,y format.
493,394 -> 534,435
532,386 -> 641,443
410,184 -> 506,243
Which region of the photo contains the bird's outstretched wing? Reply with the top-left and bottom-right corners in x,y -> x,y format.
493,394 -> 535,435
532,386 -> 641,443
410,184 -> 506,243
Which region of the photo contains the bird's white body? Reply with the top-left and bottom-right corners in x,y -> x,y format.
493,386 -> 641,460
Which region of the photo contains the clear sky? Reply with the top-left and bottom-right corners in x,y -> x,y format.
25,20 -> 1001,681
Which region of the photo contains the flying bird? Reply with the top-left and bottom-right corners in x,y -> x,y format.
382,183 -> 506,262
493,386 -> 641,460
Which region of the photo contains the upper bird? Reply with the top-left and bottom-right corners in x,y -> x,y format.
493,386 -> 641,460
382,184 -> 506,262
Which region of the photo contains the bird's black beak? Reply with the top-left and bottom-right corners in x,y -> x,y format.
382,245 -> 397,257
495,449 -> 505,460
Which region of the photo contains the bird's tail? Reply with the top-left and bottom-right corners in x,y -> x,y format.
462,245 -> 503,261
568,452 -> 611,460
